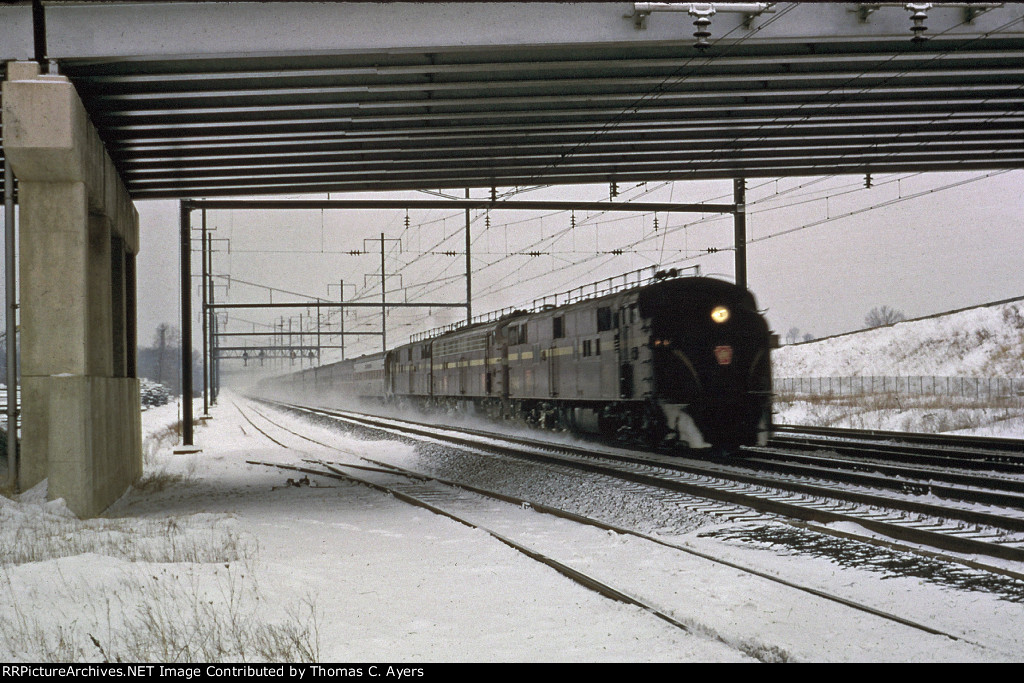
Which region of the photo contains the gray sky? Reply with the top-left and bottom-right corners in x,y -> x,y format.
125,169 -> 1023,360
2,170 -> 1019,361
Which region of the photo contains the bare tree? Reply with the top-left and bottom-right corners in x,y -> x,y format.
153,323 -> 181,387
786,327 -> 801,345
864,306 -> 906,329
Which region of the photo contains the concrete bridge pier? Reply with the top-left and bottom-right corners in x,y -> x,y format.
2,61 -> 142,517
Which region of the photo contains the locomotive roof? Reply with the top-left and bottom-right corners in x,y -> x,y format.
410,265 -> 708,344
277,273 -> 758,378
638,276 -> 759,316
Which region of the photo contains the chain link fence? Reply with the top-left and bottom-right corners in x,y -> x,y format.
775,376 -> 1024,402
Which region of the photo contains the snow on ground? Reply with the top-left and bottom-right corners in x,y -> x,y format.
773,297 -> 1024,436
774,297 -> 1024,378
2,393 -> 1023,663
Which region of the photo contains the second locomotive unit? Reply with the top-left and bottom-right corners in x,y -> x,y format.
273,271 -> 773,452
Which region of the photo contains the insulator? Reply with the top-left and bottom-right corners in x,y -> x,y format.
653,216 -> 659,232
570,211 -> 576,230
404,211 -> 410,230
693,15 -> 712,49
610,182 -> 618,198
907,4 -> 929,42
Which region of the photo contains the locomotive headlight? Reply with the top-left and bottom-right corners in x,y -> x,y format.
710,306 -> 730,324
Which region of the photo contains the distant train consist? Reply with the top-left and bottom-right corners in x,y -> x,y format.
265,271 -> 774,452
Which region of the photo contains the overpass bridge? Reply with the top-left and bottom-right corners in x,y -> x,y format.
1,1 -> 1022,515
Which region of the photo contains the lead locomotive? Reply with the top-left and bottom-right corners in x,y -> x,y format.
273,272 -> 773,452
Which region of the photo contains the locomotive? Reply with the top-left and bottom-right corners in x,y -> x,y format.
268,271 -> 774,452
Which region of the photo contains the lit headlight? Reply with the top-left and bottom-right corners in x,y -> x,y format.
710,306 -> 730,324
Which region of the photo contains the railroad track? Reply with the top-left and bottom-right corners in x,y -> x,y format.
773,424 -> 1024,455
770,424 -> 1024,472
259,399 -> 1024,570
231,399 -> 1002,659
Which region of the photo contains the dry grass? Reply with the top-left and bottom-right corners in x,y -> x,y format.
774,391 -> 1024,433
0,567 -> 321,662
0,414 -> 321,663
0,511 -> 253,567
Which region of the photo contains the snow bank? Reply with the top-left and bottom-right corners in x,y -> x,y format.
774,296 -> 1024,378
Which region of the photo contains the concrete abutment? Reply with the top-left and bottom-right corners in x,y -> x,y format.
2,61 -> 142,517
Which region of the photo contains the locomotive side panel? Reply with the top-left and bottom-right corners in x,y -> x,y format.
389,341 -> 432,399
506,319 -> 533,400
263,274 -> 771,451
431,324 -> 498,400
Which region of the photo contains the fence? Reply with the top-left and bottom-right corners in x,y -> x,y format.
775,376 -> 1024,402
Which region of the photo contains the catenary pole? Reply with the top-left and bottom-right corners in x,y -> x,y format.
733,178 -> 747,291
201,212 -> 209,417
179,202 -> 194,445
4,158 -> 19,491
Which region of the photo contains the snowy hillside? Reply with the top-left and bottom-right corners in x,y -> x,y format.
771,296 -> 1024,437
774,296 -> 1024,378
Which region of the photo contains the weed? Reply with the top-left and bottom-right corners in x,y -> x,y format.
0,566 -> 321,662
775,390 -> 1024,433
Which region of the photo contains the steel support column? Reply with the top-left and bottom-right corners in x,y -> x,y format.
179,202 -> 194,446
733,178 -> 747,291
4,158 -> 17,492
201,212 -> 209,417
465,189 -> 472,323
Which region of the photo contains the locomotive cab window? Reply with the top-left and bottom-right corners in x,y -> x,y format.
553,316 -> 565,339
597,307 -> 612,332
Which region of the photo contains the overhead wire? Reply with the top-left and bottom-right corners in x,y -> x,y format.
239,6 -> 1024,357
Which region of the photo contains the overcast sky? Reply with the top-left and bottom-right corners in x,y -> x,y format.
1,169 -> 1020,362
119,169 -> 1023,357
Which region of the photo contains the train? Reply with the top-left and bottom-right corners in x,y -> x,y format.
264,270 -> 774,452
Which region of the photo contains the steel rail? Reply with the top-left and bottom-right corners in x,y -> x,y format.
763,436 -> 1024,475
251,456 -> 720,643
773,423 -> 1024,454
266,401 -> 1024,562
739,447 -> 1024,502
232,398 -> 705,641
236,400 -> 972,645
